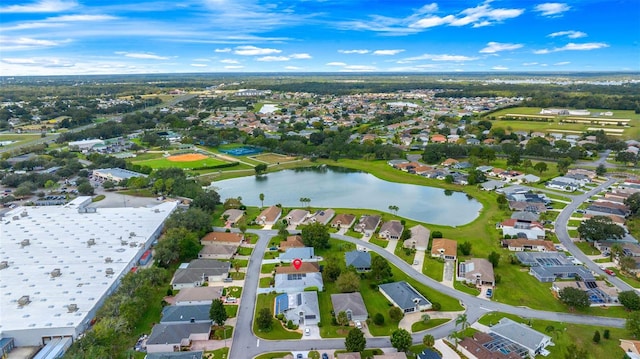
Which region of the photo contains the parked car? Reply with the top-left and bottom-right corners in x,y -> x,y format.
604,269 -> 616,276
305,328 -> 310,336
486,288 -> 493,298
355,320 -> 362,329
297,354 -> 303,359
322,354 -> 329,359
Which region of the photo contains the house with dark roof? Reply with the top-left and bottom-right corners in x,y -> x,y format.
354,215 -> 381,236
459,332 -> 521,359
379,220 -> 404,240
161,304 -> 211,324
274,291 -> 320,325
146,322 -> 212,353
404,225 -> 430,251
345,250 -> 371,272
378,281 -> 432,313
490,318 -> 553,357
171,259 -> 231,290
331,213 -> 357,229
331,293 -> 368,323
498,219 -> 545,240
279,247 -> 315,262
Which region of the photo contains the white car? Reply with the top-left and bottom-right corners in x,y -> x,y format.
304,328 -> 310,336
355,321 -> 362,329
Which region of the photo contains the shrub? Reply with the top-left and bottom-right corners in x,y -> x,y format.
432,231 -> 443,239
276,313 -> 284,321
603,329 -> 610,339
166,288 -> 173,296
431,302 -> 441,311
373,313 -> 385,325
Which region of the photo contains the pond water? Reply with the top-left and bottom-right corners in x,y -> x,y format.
214,166 -> 482,226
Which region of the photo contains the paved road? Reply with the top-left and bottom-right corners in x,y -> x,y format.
229,224 -> 626,359
554,177 -> 636,292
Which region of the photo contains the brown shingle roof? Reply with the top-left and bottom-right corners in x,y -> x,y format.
280,235 -> 304,249
201,231 -> 244,243
275,262 -> 319,274
431,238 -> 457,257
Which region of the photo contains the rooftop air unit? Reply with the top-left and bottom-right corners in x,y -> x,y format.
0,261 -> 8,270
104,257 -> 113,263
20,211 -> 28,217
21,239 -> 30,247
51,268 -> 61,277
68,304 -> 79,313
18,295 -> 31,307
129,232 -> 136,238
129,242 -> 137,247
120,240 -> 128,246
12,216 -> 19,221
87,238 -> 96,246
105,268 -> 114,276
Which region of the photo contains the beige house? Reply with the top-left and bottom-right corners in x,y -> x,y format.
404,225 -> 430,250
431,238 -> 457,260
331,213 -> 357,229
257,205 -> 282,226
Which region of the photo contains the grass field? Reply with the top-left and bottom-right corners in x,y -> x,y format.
411,318 -> 450,333
486,107 -> 639,139
254,293 -> 302,340
132,155 -> 228,169
251,153 -> 297,164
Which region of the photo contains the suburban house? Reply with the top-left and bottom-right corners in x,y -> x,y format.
378,281 -> 432,313
146,322 -> 212,353
161,304 -> 211,324
431,238 -> 457,260
306,209 -> 335,225
508,201 -> 547,213
330,293 -> 368,323
460,332 -> 522,359
586,201 -> 630,218
198,243 -> 238,260
404,225 -> 430,251
519,174 -> 540,184
345,250 -> 372,272
511,211 -> 540,222
274,262 -> 324,293
279,235 -> 305,250
200,231 -> 244,245
552,281 -> 619,305
286,209 -> 310,227
481,179 -> 506,191
173,286 -> 223,306
490,318 -> 553,358
441,158 -> 459,167
221,208 -> 244,225
620,339 -> 640,359
594,241 -> 640,257
498,219 -> 545,240
279,247 -> 315,262
274,291 -> 320,326
503,239 -> 556,252
331,213 -> 357,229
457,258 -> 495,287
171,259 -> 231,290
516,252 -> 595,283
354,215 -> 381,236
257,205 -> 282,226
378,220 -> 404,240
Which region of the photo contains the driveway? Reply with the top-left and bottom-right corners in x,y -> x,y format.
412,249 -> 426,271
301,324 -> 321,339
442,259 -> 455,287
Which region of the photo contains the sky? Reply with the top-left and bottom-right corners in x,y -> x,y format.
1,0 -> 639,75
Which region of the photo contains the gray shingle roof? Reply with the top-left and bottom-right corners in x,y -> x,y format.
161,304 -> 211,323
147,322 -> 212,345
378,281 -> 430,310
491,318 -> 551,352
331,293 -> 367,318
345,251 -> 371,269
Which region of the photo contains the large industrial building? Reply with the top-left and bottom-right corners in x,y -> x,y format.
0,197 -> 178,348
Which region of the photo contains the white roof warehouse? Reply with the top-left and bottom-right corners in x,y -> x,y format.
0,197 -> 177,346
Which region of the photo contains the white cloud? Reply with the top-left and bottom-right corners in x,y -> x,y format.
448,4 -> 524,28
215,48 -> 231,53
51,14 -> 116,22
220,59 -> 239,64
290,53 -> 312,59
411,15 -> 455,29
234,45 -> 281,55
534,42 -> 609,54
224,65 -> 244,69
193,58 -> 211,62
492,66 -> 509,70
522,62 -> 539,66
190,63 -> 208,67
115,51 -> 170,60
373,49 -> 405,56
479,42 -> 523,53
548,30 -> 587,39
256,56 -> 289,62
339,49 -> 370,54
554,61 -> 570,65
0,35 -> 70,50
342,65 -> 376,71
326,62 -> 347,66
535,3 -> 570,16
401,53 -> 478,62
1,0 -> 77,13
285,66 -> 301,70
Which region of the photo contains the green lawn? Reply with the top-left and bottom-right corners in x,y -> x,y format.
261,263 -> 277,273
254,293 -> 302,340
254,353 -> 292,359
259,277 -> 273,288
225,305 -> 238,318
422,257 -> 444,282
132,156 -> 228,169
394,244 -> 416,265
369,236 -> 389,248
411,318 -> 450,333
478,312 -> 629,359
237,246 -> 253,256
609,268 -> 640,288
453,281 -> 481,296
205,347 -> 229,359
574,241 -> 601,255
567,220 -> 582,227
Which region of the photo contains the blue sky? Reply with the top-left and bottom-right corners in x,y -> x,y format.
1,0 -> 639,75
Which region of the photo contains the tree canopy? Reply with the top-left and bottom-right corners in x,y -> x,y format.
559,287 -> 590,309
577,216 -> 625,242
345,328 -> 366,352
390,329 -> 412,352
301,222 -> 330,249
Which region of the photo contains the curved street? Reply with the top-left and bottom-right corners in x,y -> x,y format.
229,176 -> 629,359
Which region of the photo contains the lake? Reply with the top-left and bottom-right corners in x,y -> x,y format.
213,166 -> 482,226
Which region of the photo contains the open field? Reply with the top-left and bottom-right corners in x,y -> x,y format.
486,107 -> 639,139
250,153 -> 297,164
167,153 -> 208,162
132,154 -> 228,169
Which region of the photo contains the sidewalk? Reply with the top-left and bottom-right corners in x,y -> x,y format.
434,339 -> 460,359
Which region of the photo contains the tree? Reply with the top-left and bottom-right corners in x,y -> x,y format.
256,308 -> 273,331
534,162 -> 548,175
559,287 -> 590,310
620,256 -> 637,274
545,325 -> 560,339
323,258 -> 342,281
610,243 -> 624,261
336,311 -> 349,326
455,313 -> 470,330
390,329 -> 412,352
628,311 -> 640,338
603,329 -> 610,339
620,291 -> 640,311
259,193 -> 265,209
301,222 -> 330,249
506,152 -> 521,167
164,207 -> 212,236
578,216 -> 625,242
593,330 -> 601,344
345,328 -> 366,352
564,344 -> 590,359
625,192 -> 640,217
488,251 -> 501,268
336,271 -> 360,293
444,175 -> 454,184
522,159 -> 532,173
423,334 -> 435,348
255,163 -> 268,176
460,241 -> 472,256
595,163 -> 607,176
388,205 -> 399,215
373,313 -> 384,325
370,256 -> 393,283
191,190 -> 220,212
389,307 -> 403,322
77,182 -> 94,196
616,151 -> 637,165
210,299 -> 228,326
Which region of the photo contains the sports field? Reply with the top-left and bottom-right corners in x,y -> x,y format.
486,107 -> 639,139
250,153 -> 297,164
132,153 -> 227,169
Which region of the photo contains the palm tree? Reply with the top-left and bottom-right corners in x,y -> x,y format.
422,334 -> 435,348
388,205 -> 399,215
611,243 -> 623,261
259,193 -> 265,209
455,313 -> 469,331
